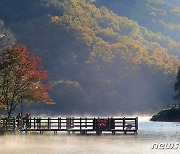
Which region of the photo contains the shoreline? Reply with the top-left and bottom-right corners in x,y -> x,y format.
150,107 -> 180,122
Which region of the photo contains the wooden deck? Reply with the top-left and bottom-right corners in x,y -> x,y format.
0,117 -> 138,135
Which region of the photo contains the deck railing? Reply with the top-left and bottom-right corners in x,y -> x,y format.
0,117 -> 138,135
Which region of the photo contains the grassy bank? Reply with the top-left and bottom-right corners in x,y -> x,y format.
150,107 -> 180,122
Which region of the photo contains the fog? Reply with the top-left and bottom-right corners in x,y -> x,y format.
35,68 -> 176,116
0,118 -> 180,154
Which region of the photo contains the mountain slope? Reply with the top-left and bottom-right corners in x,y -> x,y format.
93,0 -> 180,42
0,0 -> 179,114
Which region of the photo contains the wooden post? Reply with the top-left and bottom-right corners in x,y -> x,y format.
85,117 -> 87,128
29,117 -> 31,128
71,117 -> 74,128
48,118 -> 50,130
70,117 -> 71,129
108,117 -> 109,130
93,117 -> 95,130
60,118 -> 61,129
13,118 -> 15,132
80,118 -> 82,132
34,118 -> 36,129
66,118 -> 69,130
123,117 -> 125,130
123,117 -> 126,134
58,118 -> 59,129
66,117 -> 70,134
48,118 -> 49,130
39,118 -> 41,129
135,117 -> 138,134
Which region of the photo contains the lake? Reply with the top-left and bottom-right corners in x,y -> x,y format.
0,117 -> 179,154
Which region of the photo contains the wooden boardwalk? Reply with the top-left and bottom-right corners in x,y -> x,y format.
0,117 -> 138,135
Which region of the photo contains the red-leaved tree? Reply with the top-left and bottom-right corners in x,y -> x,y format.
0,44 -> 54,117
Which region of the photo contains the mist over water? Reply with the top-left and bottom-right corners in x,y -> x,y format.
0,117 -> 180,154
47,70 -> 175,115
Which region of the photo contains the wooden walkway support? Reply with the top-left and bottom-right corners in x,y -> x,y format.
0,117 -> 138,135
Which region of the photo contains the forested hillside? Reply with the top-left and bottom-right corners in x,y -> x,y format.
93,0 -> 180,43
0,0 -> 179,115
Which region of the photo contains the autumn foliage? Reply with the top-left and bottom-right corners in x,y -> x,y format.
0,44 -> 54,117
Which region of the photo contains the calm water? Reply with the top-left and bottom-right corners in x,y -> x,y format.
0,117 -> 180,154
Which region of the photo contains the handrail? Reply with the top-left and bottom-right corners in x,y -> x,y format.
0,117 -> 138,134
